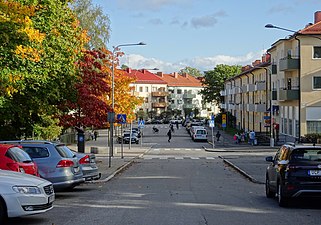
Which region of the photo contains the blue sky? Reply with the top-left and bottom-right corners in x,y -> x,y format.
92,0 -> 321,73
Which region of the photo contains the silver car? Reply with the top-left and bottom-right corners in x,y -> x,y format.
0,169 -> 54,223
71,150 -> 101,181
0,140 -> 84,191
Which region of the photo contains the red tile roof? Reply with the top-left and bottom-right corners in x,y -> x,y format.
299,21 -> 321,35
156,72 -> 203,87
123,68 -> 167,84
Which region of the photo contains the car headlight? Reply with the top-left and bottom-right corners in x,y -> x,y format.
13,186 -> 41,194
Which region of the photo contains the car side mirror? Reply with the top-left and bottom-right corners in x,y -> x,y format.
265,156 -> 273,162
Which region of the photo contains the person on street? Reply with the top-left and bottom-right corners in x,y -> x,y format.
215,131 -> 221,141
249,130 -> 256,146
167,129 -> 172,142
170,123 -> 174,133
176,121 -> 179,129
94,130 -> 98,141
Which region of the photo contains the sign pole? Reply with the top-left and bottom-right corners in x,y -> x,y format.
212,126 -> 215,149
129,121 -> 132,149
121,124 -> 124,159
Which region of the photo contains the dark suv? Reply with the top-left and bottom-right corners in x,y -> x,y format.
265,143 -> 321,206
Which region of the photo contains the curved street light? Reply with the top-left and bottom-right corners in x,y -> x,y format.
109,42 -> 146,167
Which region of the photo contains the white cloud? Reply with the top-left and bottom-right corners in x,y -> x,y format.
120,50 -> 265,73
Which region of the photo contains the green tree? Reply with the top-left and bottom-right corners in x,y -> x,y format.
179,66 -> 203,77
200,64 -> 241,104
71,0 -> 111,49
0,0 -> 88,139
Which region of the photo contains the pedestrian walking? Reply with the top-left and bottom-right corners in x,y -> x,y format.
167,129 -> 172,142
249,130 -> 255,146
170,123 -> 174,133
215,131 -> 221,141
94,130 -> 98,141
176,121 -> 179,129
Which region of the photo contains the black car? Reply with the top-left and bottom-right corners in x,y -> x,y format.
265,143 -> 321,206
117,133 -> 139,144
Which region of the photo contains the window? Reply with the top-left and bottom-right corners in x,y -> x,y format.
313,46 -> 321,58
145,87 -> 149,92
307,121 -> 321,134
22,147 -> 49,158
313,76 -> 321,89
145,97 -> 148,103
177,89 -> 182,94
139,87 -> 143,92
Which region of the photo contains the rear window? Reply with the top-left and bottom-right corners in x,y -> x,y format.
22,147 -> 50,158
55,145 -> 76,158
6,147 -> 32,162
196,130 -> 206,135
291,148 -> 321,161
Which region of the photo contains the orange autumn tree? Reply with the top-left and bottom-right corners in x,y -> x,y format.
112,69 -> 143,124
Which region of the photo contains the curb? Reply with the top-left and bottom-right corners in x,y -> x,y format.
202,145 -> 277,153
219,156 -> 264,184
88,147 -> 151,184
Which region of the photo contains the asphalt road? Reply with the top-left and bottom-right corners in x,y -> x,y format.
6,124 -> 321,225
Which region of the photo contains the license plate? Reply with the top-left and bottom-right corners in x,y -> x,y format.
308,170 -> 321,176
48,195 -> 55,203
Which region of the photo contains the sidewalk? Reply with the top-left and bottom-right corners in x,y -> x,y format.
68,129 -> 151,183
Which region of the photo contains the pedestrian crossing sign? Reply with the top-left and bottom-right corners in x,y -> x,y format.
138,119 -> 145,128
209,120 -> 215,128
117,114 -> 126,124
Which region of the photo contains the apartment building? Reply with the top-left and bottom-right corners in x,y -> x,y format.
156,72 -> 218,118
221,58 -> 271,134
221,11 -> 321,143
268,11 -> 321,139
124,68 -> 168,116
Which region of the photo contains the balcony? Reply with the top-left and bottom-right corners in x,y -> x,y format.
183,103 -> 194,109
183,93 -> 196,99
246,104 -> 255,112
279,57 -> 300,71
255,104 -> 266,112
255,81 -> 266,91
152,102 -> 167,108
151,91 -> 168,97
279,88 -> 299,101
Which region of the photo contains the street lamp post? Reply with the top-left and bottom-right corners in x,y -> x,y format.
109,42 -> 146,167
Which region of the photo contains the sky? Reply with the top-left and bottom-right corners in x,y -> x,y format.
92,0 -> 321,73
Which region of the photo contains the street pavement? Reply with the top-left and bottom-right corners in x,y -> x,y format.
68,126 -> 279,186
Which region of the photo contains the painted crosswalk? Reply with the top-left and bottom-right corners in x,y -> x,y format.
152,148 -> 202,151
141,156 -> 215,160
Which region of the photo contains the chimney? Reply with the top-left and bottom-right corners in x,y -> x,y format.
315,11 -> 321,24
182,72 -> 188,78
173,72 -> 178,78
157,71 -> 163,77
126,68 -> 131,73
141,69 -> 147,74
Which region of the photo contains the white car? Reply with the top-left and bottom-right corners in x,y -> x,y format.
0,169 -> 55,223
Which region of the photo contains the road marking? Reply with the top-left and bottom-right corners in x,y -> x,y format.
141,156 -> 215,160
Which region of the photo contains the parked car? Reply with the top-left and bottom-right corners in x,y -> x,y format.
265,143 -> 321,206
0,140 -> 84,191
71,150 -> 100,181
124,128 -> 141,138
190,126 -> 205,137
0,144 -> 39,176
0,169 -> 55,223
117,133 -> 139,144
192,128 -> 208,142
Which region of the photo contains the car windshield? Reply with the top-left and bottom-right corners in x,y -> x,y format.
56,145 -> 76,158
196,130 -> 206,135
291,148 -> 321,161
6,147 -> 33,163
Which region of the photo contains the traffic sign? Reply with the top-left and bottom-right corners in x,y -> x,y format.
138,119 -> 145,128
211,114 -> 215,120
117,114 -> 126,124
209,120 -> 215,128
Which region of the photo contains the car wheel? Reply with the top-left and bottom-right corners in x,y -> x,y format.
277,182 -> 289,207
265,176 -> 275,198
0,197 -> 7,224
